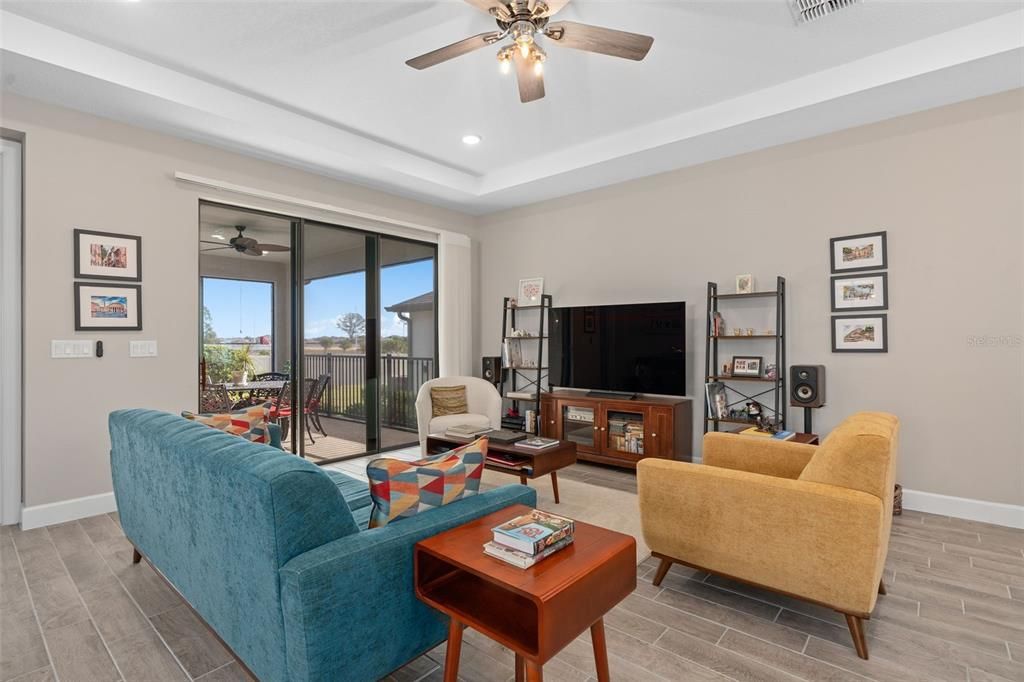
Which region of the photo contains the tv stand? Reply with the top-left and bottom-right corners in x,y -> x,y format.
540,391 -> 692,469
585,390 -> 638,400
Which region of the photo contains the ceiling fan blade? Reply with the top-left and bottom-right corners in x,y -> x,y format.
406,31 -> 504,70
255,243 -> 290,252
244,247 -> 264,257
200,240 -> 230,246
533,0 -> 571,17
514,50 -> 545,103
463,0 -> 512,20
545,21 -> 654,61
200,246 -> 233,252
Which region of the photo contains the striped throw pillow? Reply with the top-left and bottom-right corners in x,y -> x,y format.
431,385 -> 468,417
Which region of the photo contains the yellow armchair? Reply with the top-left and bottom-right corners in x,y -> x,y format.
637,412 -> 898,659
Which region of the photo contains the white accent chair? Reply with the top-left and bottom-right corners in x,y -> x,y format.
415,376 -> 502,453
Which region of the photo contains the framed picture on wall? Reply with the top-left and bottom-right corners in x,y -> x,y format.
830,231 -> 887,273
831,272 -> 888,312
74,283 -> 142,331
74,229 -> 142,281
832,314 -> 887,353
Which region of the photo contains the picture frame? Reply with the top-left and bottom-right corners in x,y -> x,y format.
730,356 -> 763,377
74,283 -> 142,331
705,381 -> 728,420
831,272 -> 888,312
830,231 -> 887,273
832,314 -> 887,353
74,229 -> 142,281
735,274 -> 754,295
517,277 -> 544,306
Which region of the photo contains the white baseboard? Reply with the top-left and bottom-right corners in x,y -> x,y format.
20,492 -> 117,530
901,488 -> 1024,529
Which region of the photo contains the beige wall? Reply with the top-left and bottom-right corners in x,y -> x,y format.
477,91 -> 1024,507
2,94 -> 475,508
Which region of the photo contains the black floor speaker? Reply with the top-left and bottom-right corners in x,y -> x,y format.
790,365 -> 826,408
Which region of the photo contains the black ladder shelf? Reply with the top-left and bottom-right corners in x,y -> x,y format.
500,294 -> 552,433
704,277 -> 787,434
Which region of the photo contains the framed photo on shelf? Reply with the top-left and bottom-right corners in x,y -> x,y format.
832,314 -> 887,353
74,282 -> 142,331
830,231 -> 887,273
731,356 -> 763,377
517,277 -> 544,306
705,382 -> 728,420
74,229 -> 141,281
831,272 -> 888,312
735,274 -> 754,294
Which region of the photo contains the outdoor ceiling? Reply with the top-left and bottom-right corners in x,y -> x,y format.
3,1 -> 1022,214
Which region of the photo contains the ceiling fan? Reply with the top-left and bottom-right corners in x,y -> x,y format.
200,225 -> 290,257
406,0 -> 654,103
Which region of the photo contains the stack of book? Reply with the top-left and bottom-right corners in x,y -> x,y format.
484,509 -> 575,568
738,427 -> 796,441
608,417 -> 644,454
444,424 -> 493,439
515,436 -> 559,451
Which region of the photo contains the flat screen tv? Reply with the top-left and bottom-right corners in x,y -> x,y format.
549,301 -> 686,396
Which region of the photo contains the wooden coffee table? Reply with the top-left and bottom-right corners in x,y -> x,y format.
426,434 -> 577,504
414,504 -> 636,682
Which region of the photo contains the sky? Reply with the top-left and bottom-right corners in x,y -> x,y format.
202,259 -> 433,340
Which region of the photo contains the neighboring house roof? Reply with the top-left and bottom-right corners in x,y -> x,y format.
385,292 -> 433,313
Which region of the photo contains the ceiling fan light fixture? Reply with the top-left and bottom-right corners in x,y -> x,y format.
461,134 -> 482,145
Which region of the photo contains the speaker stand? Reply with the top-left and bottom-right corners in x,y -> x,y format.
803,407 -> 813,435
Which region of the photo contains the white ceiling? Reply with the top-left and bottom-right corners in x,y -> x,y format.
3,1 -> 1022,214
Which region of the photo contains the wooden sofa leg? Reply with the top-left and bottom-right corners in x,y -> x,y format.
844,614 -> 869,659
652,557 -> 673,587
878,579 -> 887,595
132,548 -> 142,565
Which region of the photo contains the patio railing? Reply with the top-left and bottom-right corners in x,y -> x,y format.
304,353 -> 433,432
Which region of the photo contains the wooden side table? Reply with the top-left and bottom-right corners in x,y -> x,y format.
414,504 -> 636,681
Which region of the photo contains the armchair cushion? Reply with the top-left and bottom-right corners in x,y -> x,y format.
702,432 -> 817,479
427,413 -> 491,435
430,385 -> 468,417
799,412 -> 898,500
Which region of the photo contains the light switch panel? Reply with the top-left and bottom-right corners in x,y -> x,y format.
51,340 -> 94,358
130,340 -> 158,357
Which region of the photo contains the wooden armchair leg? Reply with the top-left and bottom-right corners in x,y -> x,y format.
878,579 -> 887,595
132,547 -> 142,564
844,614 -> 869,659
652,557 -> 673,587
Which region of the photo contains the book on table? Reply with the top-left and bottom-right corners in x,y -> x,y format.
483,536 -> 574,568
444,424 -> 493,438
514,436 -> 559,451
485,429 -> 528,444
485,452 -> 531,469
738,427 -> 795,441
491,509 -> 575,555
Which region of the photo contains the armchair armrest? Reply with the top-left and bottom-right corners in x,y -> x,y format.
637,459 -> 884,616
702,432 -> 817,479
279,484 -> 536,682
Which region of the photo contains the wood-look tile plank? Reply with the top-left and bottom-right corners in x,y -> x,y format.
944,542 -> 1024,565
717,629 -> 865,682
871,606 -> 1010,657
427,638 -> 513,682
897,564 -> 1014,599
44,620 -> 120,682
46,521 -> 94,558
16,544 -> 68,589
118,562 -> 183,617
553,637 -> 660,682
891,523 -> 982,546
106,626 -> 188,681
193,661 -> 256,682
28,575 -> 91,631
0,609 -> 50,682
60,547 -> 119,594
151,605 -> 233,679
803,635 -> 954,682
8,528 -> 52,552
79,515 -> 123,543
653,624 -> 802,681
1008,642 -> 1023,662
654,574 -> 781,621
603,603 -> 668,644
972,556 -> 1024,578
617,593 -> 726,644
385,654 -> 440,682
967,667 -> 1016,682
601,625 -> 724,681
80,581 -> 151,643
7,667 -> 55,682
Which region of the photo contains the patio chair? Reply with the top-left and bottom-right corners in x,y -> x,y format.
199,384 -> 232,413
270,378 -> 320,443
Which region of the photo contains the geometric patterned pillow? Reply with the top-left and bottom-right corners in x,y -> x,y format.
366,436 -> 487,528
182,401 -> 273,444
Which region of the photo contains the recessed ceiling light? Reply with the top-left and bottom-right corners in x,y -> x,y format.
461,134 -> 482,146
211,233 -> 225,240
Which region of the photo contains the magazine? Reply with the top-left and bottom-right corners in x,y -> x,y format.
483,536 -> 574,568
492,509 -> 575,555
514,437 -> 559,450
705,382 -> 728,420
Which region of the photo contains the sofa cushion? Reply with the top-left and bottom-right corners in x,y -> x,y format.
430,385 -> 468,417
325,470 -> 372,512
427,412 -> 491,435
182,402 -> 276,446
799,412 -> 898,500
367,437 -> 487,528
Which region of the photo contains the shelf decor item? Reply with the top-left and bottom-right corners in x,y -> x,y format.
705,382 -> 728,419
831,273 -> 888,312
517,277 -> 544,305
74,282 -> 142,331
735,274 -> 754,294
832,314 -> 888,352
830,231 -> 887,273
731,356 -> 763,377
74,228 -> 141,281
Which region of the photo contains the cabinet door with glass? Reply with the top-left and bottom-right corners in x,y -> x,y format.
559,401 -> 598,455
599,405 -> 647,461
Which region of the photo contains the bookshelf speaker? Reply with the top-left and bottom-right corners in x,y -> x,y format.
482,356 -> 502,384
790,365 -> 826,408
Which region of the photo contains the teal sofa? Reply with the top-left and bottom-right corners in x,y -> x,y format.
109,409 -> 536,681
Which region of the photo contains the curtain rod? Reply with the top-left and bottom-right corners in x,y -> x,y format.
174,171 -> 470,246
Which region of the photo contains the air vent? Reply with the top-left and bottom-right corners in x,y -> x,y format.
791,0 -> 861,24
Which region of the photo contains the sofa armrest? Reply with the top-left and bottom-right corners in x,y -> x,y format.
702,432 -> 817,479
279,484 -> 537,682
637,459 -> 884,615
